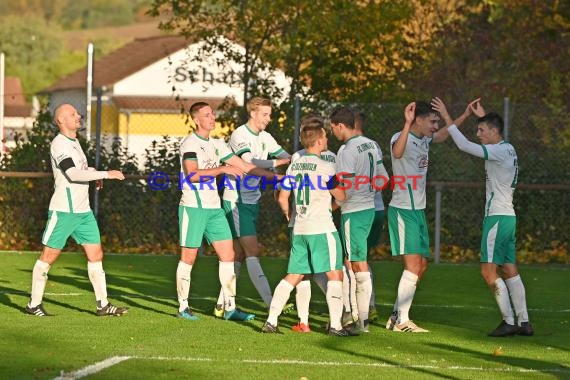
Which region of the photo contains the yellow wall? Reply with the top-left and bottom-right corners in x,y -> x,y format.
91,104 -> 232,138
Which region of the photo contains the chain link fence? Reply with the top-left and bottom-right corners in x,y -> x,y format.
1,96 -> 568,263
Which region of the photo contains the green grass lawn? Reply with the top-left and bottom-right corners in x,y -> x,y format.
0,251 -> 569,379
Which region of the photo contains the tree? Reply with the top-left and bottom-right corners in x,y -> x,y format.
0,15 -> 79,97
148,0 -> 417,109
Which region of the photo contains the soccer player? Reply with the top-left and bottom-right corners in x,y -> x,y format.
433,97 -> 534,337
214,97 -> 291,316
353,110 -> 389,323
385,100 -> 455,333
25,103 -> 128,317
261,115 -> 357,336
330,106 -> 381,333
177,101 -> 260,322
284,118 -> 336,332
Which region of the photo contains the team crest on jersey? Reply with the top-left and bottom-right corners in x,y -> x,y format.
418,154 -> 429,169
262,142 -> 266,151
215,148 -> 219,156
203,159 -> 218,169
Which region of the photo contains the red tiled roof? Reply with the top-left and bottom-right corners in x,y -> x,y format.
4,105 -> 32,117
112,96 -> 224,112
3,77 -> 32,117
40,35 -> 189,93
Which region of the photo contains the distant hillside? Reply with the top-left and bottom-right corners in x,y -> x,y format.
63,21 -> 171,51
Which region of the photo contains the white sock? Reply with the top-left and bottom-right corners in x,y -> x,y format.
216,261 -> 241,307
505,275 -> 529,325
88,261 -> 108,308
355,271 -> 372,322
312,273 -> 328,295
397,270 -> 418,324
327,280 -> 344,330
219,261 -> 237,312
494,278 -> 515,325
176,261 -> 193,312
30,260 -> 50,307
295,280 -> 311,324
267,280 -> 294,326
246,257 -> 273,306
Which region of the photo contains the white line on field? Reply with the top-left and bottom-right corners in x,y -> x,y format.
134,356 -> 570,374
51,355 -> 570,377
53,356 -> 131,380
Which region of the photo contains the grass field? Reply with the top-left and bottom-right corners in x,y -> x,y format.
0,251 -> 569,379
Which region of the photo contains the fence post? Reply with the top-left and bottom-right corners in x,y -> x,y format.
93,88 -> 103,218
434,183 -> 442,264
0,52 -> 5,156
86,43 -> 94,141
293,95 -> 300,153
503,97 -> 510,142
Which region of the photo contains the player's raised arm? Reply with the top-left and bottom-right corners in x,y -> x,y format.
392,102 -> 415,158
447,99 -> 491,159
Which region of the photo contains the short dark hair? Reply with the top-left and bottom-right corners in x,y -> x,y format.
414,101 -> 438,120
189,102 -> 210,118
330,106 -> 355,129
353,109 -> 366,131
477,112 -> 504,136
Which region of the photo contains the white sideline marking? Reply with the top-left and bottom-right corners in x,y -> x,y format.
51,355 -> 570,377
53,356 -> 131,380
135,356 -> 570,374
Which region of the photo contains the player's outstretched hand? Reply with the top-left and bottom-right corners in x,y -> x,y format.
107,170 -> 125,180
404,102 -> 415,124
275,157 -> 291,167
222,165 -> 245,178
431,97 -> 452,125
469,98 -> 485,118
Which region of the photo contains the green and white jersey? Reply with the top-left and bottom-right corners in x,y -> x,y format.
336,135 -> 379,214
373,141 -> 388,212
49,134 -> 91,213
292,149 -> 336,164
482,143 -> 517,216
179,133 -> 234,209
448,125 -> 517,216
287,149 -> 337,228
284,154 -> 337,235
389,131 -> 431,210
222,124 -> 286,204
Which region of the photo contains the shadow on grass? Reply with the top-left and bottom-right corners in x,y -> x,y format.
0,283 -> 90,315
427,342 -> 570,377
318,341 -> 461,380
0,284 -> 28,313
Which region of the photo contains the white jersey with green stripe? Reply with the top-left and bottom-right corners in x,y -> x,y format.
389,131 -> 432,210
335,135 -> 379,214
284,154 -> 337,234
482,143 -> 517,216
447,125 -> 517,216
287,149 -> 337,228
179,133 -> 234,209
48,134 -> 91,213
222,124 -> 286,204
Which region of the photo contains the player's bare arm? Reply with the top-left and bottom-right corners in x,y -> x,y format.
277,188 -> 291,221
183,158 -> 243,181
392,102 -> 415,158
